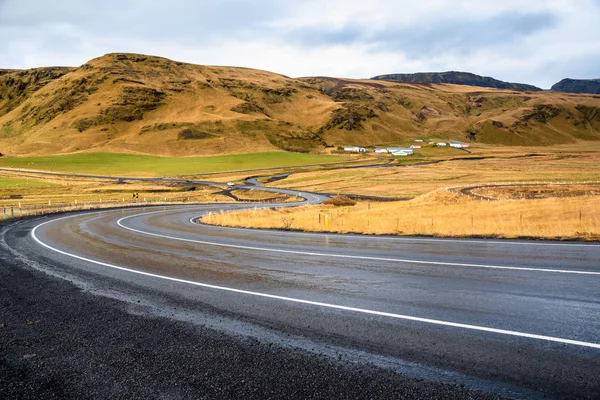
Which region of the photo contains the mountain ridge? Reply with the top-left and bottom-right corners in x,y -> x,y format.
551,78 -> 600,94
372,71 -> 542,92
0,53 -> 599,157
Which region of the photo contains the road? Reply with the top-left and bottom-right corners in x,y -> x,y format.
2,201 -> 599,399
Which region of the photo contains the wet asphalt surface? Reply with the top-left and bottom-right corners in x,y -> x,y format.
1,205 -> 600,399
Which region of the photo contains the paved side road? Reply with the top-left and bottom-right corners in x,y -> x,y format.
0,218 -> 497,400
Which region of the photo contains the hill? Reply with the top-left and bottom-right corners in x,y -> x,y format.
1,53 -> 599,156
371,71 -> 542,92
551,78 -> 600,94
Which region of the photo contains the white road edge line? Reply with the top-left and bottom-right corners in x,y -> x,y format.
121,210 -> 600,276
30,214 -> 600,350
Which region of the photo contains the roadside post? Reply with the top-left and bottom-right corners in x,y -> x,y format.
325,215 -> 330,230
11,206 -> 14,218
3,208 -> 6,220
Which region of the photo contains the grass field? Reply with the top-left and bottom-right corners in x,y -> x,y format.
204,190 -> 600,241
0,152 -> 348,176
268,145 -> 600,198
0,177 -> 58,189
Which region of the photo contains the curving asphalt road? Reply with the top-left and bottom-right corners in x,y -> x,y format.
1,199 -> 599,399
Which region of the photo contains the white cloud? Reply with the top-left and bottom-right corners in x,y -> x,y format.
0,0 -> 598,88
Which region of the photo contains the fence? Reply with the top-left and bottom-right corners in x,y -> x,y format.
0,196 -> 285,222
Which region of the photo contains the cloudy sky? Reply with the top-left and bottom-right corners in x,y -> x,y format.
1,0 -> 599,88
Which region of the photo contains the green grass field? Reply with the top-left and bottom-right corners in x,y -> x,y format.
0,177 -> 58,188
0,152 -> 348,176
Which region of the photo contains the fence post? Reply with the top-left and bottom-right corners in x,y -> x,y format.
3,208 -> 5,220
41,204 -> 44,215
34,204 -> 37,216
11,206 -> 14,218
26,205 -> 29,216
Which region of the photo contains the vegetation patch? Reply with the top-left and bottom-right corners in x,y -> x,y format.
231,101 -> 269,116
266,129 -> 325,153
397,96 -> 413,109
323,195 -> 356,206
73,115 -> 111,132
177,127 -> 215,140
0,67 -> 72,115
261,87 -> 297,104
517,104 -> 561,125
575,105 -> 600,126
322,104 -> 377,131
103,86 -> 166,122
331,88 -> 374,102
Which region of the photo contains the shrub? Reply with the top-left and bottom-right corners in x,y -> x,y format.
323,195 -> 356,207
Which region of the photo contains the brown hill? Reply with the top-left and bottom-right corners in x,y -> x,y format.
1,53 -> 599,156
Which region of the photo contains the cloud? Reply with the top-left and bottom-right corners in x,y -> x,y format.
284,11 -> 558,58
0,0 -> 598,88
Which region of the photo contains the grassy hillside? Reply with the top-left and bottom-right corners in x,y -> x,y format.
1,53 -> 600,157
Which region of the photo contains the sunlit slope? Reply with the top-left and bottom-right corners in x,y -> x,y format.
1,53 -> 599,156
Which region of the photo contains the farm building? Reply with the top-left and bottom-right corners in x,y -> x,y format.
414,139 -> 424,142
410,145 -> 422,149
461,143 -> 471,148
343,146 -> 366,153
374,148 -> 389,153
388,147 -> 414,155
450,142 -> 462,148
436,142 -> 447,147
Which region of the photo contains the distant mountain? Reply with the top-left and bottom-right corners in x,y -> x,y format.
551,78 -> 600,94
372,71 -> 542,92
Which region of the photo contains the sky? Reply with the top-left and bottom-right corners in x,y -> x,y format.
0,0 -> 599,89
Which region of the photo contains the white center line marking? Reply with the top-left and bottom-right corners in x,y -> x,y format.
30,213 -> 600,350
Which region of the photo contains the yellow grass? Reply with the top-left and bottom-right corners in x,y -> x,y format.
0,171 -> 295,210
267,144 -> 600,198
203,190 -> 600,241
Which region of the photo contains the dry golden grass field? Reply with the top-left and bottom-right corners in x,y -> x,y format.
266,143 -> 600,198
200,143 -> 600,240
204,189 -> 600,241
